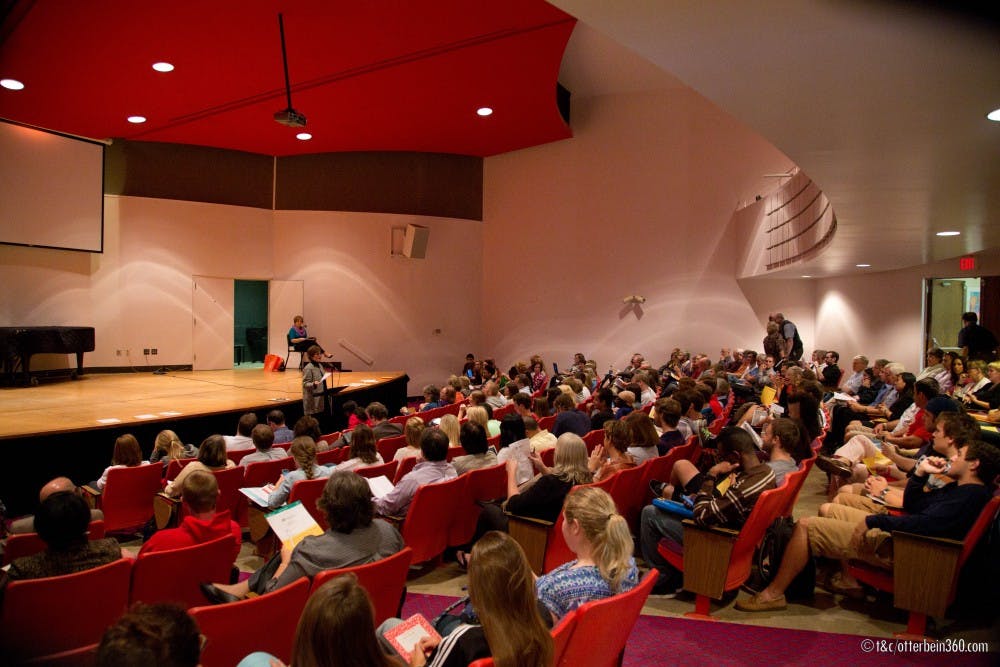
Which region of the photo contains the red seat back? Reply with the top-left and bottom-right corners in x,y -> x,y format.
130,535 -> 236,608
582,430 -> 604,454
721,484 -> 790,591
354,459 -> 399,480
449,462 -> 506,546
401,476 -> 465,564
393,456 -> 418,485
609,462 -> 648,529
778,458 -> 814,517
556,570 -> 657,667
957,495 -> 1000,571
243,457 -> 293,488
100,464 -> 164,533
318,431 -> 341,448
376,434 -> 408,462
3,520 -> 106,566
317,445 -> 349,466
0,558 -> 131,662
165,457 -> 197,481
542,512 -> 574,573
551,608 -> 578,666
190,577 -> 310,667
537,414 -> 557,431
486,434 -> 501,450
288,478 -> 329,529
210,466 -> 245,517
445,446 -> 467,462
309,547 -> 413,625
540,447 -> 556,467
492,403 -> 515,420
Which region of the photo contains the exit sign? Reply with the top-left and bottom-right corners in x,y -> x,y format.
959,256 -> 975,271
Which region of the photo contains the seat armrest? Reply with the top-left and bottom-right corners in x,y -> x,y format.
678,519 -> 740,599
892,529 -> 965,618
80,485 -> 101,509
152,493 -> 180,530
506,513 -> 555,574
680,518 -> 740,539
504,512 -> 555,528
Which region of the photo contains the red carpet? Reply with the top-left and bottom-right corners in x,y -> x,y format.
402,593 -> 995,666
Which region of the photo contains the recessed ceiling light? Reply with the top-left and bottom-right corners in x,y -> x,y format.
801,275 -> 811,278
988,108 -> 1000,122
856,263 -> 871,268
296,132 -> 312,141
1,78 -> 25,90
935,231 -> 961,237
127,115 -> 147,124
476,107 -> 493,117
152,62 -> 174,73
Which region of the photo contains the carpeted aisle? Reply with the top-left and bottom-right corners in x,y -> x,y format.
402,593 -> 995,666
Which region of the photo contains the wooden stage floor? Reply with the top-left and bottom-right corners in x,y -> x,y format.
0,369 -> 407,440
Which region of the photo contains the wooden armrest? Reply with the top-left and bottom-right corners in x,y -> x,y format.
677,519 -> 740,599
80,485 -> 101,509
505,513 -> 555,574
503,512 -> 555,528
892,529 -> 965,617
680,518 -> 740,539
153,493 -> 180,530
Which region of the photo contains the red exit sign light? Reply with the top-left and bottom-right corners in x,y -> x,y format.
959,256 -> 975,271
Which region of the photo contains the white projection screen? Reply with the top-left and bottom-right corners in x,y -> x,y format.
0,120 -> 105,253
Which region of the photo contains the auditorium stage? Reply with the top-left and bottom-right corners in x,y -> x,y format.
0,368 -> 409,515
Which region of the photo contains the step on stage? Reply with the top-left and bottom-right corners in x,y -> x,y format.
0,368 -> 408,515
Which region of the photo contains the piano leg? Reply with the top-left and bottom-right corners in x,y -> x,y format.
75,351 -> 85,378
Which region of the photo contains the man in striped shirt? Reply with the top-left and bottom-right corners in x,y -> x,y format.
639,427 -> 776,596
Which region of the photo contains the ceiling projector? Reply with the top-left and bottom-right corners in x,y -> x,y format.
273,108 -> 307,128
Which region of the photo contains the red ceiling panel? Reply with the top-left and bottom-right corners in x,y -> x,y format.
0,0 -> 575,156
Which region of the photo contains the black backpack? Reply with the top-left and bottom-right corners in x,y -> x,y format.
746,517 -> 815,599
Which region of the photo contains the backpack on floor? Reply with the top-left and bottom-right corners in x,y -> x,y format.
746,517 -> 815,599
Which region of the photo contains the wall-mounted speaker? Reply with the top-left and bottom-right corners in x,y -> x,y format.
402,224 -> 430,259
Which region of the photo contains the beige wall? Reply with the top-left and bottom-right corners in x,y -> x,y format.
482,88 -> 797,369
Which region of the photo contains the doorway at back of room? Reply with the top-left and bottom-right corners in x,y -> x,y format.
235,280 -> 268,368
925,276 -> 1000,355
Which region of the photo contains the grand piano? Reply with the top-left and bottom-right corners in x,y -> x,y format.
0,326 -> 95,385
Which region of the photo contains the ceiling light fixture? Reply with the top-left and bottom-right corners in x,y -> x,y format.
935,231 -> 960,237
127,115 -> 147,124
988,108 -> 1000,122
152,62 -> 174,72
296,132 -> 312,141
801,275 -> 811,278
1,78 -> 25,90
856,263 -> 871,268
477,107 -> 493,117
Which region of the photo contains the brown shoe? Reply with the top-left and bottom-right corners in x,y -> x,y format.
816,455 -> 853,479
820,572 -> 865,600
734,593 -> 787,612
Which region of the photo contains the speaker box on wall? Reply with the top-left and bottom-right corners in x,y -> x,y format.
402,224 -> 430,259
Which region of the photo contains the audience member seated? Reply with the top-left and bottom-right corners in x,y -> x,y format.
223,413 -> 258,452
201,471 -> 403,603
653,398 -> 685,455
466,405 -> 500,438
165,434 -> 236,498
917,347 -> 953,394
452,422 -> 498,475
640,427 -> 776,595
458,389 -> 487,420
139,471 -> 241,559
842,377 -> 937,444
439,414 -> 462,449
530,360 -> 549,394
552,393 -> 591,437
511,392 -> 534,420
613,390 -> 636,420
536,487 -> 639,622
828,411 -> 979,515
824,363 -> 905,451
334,424 -> 386,472
243,574 -> 405,667
93,434 -> 151,491
382,532 -> 552,667
267,409 -> 295,444
374,429 -> 456,518
954,360 -> 988,402
535,395 -> 553,419
402,384 -> 444,415
240,424 -> 287,466
836,355 -> 868,398
819,351 -> 842,389
96,603 -> 201,667
8,476 -> 103,534
148,429 -> 198,469
589,420 -> 637,483
760,418 -> 805,485
964,361 -> 1000,411
496,414 -> 534,487
589,388 -> 616,431
267,437 -> 332,509
525,416 -> 556,453
6,491 -> 121,580
484,381 -> 507,410
292,415 -> 323,446
393,416 -> 426,462
736,440 -> 999,611
624,410 -> 660,463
